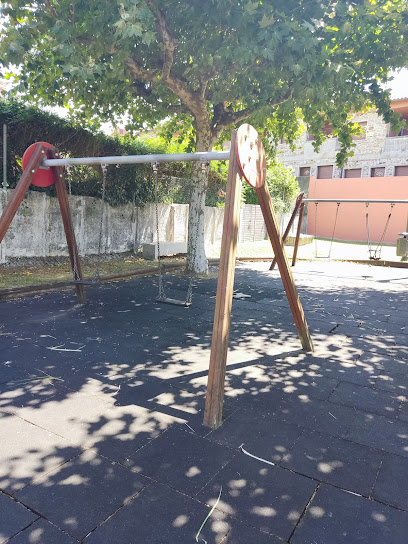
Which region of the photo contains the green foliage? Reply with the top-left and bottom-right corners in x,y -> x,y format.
0,99 -> 226,206
242,161 -> 300,213
1,0 -> 407,165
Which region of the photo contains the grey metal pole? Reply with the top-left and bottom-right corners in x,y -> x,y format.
43,150 -> 230,168
303,198 -> 408,204
2,124 -> 7,189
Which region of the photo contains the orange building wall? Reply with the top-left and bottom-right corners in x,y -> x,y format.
307,176 -> 408,243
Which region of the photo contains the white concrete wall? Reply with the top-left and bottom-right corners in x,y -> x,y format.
0,190 -> 296,260
0,190 -> 226,259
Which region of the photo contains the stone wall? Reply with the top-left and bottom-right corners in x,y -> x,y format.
278,110 -> 408,177
0,190 -> 297,262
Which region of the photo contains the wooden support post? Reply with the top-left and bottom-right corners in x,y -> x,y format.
256,182 -> 313,352
292,202 -> 305,267
270,193 -> 304,270
0,144 -> 46,243
203,130 -> 242,429
49,148 -> 87,305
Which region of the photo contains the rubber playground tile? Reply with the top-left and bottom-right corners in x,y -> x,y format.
369,370 -> 408,396
208,409 -> 278,449
248,394 -> 357,438
0,364 -> 29,385
224,523 -> 283,544
0,345 -> 83,377
111,382 -> 208,427
291,484 -> 408,544
345,411 -> 408,458
15,389 -> 184,461
0,376 -> 65,414
0,492 -> 38,544
8,518 -> 78,544
266,367 -> 339,401
196,454 -> 316,540
84,481 -> 230,544
280,429 -> 383,496
357,352 -> 408,376
209,411 -> 303,464
16,450 -> 149,540
372,453 -> 408,510
0,413 -> 80,494
123,427 -> 234,495
264,355 -> 381,390
329,381 -> 402,417
398,401 -> 408,422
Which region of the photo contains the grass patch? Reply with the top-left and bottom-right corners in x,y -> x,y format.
0,254 -> 183,290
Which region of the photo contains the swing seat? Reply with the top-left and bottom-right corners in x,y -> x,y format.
156,296 -> 191,307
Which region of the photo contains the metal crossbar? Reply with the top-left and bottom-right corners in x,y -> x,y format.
42,151 -> 230,167
304,199 -> 408,204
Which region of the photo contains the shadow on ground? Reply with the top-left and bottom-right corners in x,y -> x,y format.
0,261 -> 407,543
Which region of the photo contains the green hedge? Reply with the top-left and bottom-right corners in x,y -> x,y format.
0,100 -> 226,207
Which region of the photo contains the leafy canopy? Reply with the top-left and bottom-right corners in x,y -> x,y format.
242,161 -> 300,212
1,0 -> 408,162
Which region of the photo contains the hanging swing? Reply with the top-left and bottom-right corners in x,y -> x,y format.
365,202 -> 395,260
152,161 -> 199,307
314,201 -> 341,259
69,164 -> 107,285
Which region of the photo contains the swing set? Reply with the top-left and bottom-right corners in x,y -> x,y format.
284,195 -> 408,267
0,124 -> 313,428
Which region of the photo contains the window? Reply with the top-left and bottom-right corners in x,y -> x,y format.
323,121 -> 334,137
344,168 -> 362,178
299,167 -> 311,177
388,115 -> 408,137
317,165 -> 333,179
307,121 -> 335,141
352,122 -> 367,140
395,165 -> 408,176
371,167 -> 385,177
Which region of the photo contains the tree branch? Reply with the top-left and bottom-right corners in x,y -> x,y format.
125,57 -> 158,84
198,66 -> 218,100
125,55 -> 206,119
44,0 -> 58,19
211,88 -> 293,139
167,104 -> 191,115
144,0 -> 176,81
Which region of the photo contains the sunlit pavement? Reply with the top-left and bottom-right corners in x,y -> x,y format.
0,260 -> 407,543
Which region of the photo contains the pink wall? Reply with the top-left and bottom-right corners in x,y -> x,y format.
307,176 -> 408,243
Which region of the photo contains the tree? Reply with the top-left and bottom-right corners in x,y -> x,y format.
1,0 -> 408,272
242,161 -> 299,212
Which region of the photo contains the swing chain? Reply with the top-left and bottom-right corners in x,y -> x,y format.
93,163 -> 107,281
153,162 -> 166,301
314,202 -> 318,258
327,202 -> 341,258
314,201 -> 340,259
366,202 -> 394,260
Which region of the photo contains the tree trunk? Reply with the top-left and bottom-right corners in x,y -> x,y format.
186,129 -> 214,274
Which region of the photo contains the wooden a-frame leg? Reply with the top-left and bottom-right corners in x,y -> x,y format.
203,130 -> 242,429
256,182 -> 313,352
292,202 -> 305,267
270,193 -> 304,270
0,144 -> 47,243
49,148 -> 86,305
